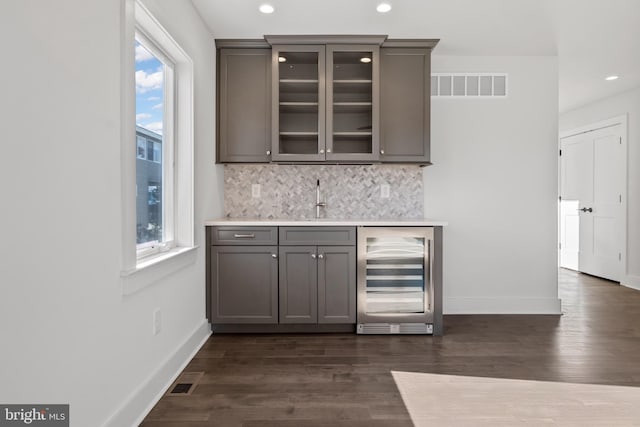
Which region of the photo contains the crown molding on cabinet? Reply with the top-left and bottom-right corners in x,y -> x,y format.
381,39 -> 440,49
215,37 -> 441,50
215,39 -> 270,49
264,35 -> 388,46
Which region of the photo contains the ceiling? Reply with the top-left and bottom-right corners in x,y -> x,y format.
191,0 -> 640,113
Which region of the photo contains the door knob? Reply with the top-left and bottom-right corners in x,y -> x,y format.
266,150 -> 271,156
311,253 -> 317,259
318,254 -> 324,259
272,253 -> 277,258
319,149 -> 325,154
580,207 -> 593,213
380,149 -> 385,155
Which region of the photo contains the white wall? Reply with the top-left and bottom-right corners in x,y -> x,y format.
425,56 -> 561,314
0,1 -> 222,426
560,87 -> 640,290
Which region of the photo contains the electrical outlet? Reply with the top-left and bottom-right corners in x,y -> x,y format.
381,184 -> 390,199
153,308 -> 161,336
251,184 -> 261,198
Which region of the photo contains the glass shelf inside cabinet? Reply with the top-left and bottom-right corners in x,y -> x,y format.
364,236 -> 426,314
278,51 -> 320,156
331,51 -> 373,155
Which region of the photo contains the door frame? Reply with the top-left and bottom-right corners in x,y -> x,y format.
558,114 -> 628,282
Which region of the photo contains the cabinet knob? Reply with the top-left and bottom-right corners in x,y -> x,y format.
318,254 -> 324,259
327,149 -> 332,153
266,150 -> 271,156
272,253 -> 277,258
380,149 -> 385,155
311,253 -> 317,259
319,149 -> 325,154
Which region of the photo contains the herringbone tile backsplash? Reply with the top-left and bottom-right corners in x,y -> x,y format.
224,164 -> 423,219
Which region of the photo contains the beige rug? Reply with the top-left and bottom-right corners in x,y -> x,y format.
392,371 -> 640,426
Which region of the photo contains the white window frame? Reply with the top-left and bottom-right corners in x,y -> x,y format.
120,0 -> 195,294
134,31 -> 176,259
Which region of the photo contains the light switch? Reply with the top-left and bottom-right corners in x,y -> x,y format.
381,184 -> 390,199
251,184 -> 261,198
153,308 -> 161,335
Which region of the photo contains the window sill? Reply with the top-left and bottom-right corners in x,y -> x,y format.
121,246 -> 199,296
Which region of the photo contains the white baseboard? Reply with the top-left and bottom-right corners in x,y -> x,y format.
102,320 -> 211,427
622,275 -> 640,291
444,297 -> 562,314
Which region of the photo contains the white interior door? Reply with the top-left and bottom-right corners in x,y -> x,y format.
560,124 -> 624,281
560,200 -> 579,271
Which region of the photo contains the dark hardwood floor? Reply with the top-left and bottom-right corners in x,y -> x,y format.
141,269 -> 640,426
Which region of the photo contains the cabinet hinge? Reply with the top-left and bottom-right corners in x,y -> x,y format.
559,196 -> 562,201
559,242 -> 562,250
619,253 -> 622,261
559,149 -> 562,156
620,194 -> 622,203
619,137 -> 622,144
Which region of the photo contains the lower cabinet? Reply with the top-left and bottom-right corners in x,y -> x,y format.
210,245 -> 278,324
279,245 -> 356,324
208,226 -> 356,328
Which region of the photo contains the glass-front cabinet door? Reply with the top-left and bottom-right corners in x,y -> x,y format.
326,45 -> 379,162
357,227 -> 434,325
271,45 -> 326,161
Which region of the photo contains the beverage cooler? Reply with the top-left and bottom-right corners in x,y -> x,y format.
357,227 -> 436,334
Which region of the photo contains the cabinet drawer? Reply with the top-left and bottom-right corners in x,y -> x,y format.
279,227 -> 356,246
210,226 -> 278,245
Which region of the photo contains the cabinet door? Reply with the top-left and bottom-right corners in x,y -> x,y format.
211,246 -> 278,323
272,45 -> 326,162
379,48 -> 431,163
218,49 -> 272,163
317,246 -> 356,323
326,45 -> 379,162
279,246 -> 318,323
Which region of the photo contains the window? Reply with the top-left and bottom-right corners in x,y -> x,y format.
121,0 -> 194,283
135,34 -> 174,257
136,136 -> 147,159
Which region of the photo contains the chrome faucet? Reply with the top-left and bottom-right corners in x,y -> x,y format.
315,179 -> 327,218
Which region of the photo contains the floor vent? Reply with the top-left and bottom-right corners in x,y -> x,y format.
166,371 -> 204,396
431,73 -> 508,97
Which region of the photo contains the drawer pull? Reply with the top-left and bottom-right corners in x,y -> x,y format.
233,234 -> 255,238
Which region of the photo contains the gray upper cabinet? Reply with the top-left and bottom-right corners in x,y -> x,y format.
271,45 -> 326,162
270,39 -> 383,163
379,48 -> 432,163
216,37 -> 438,165
217,48 -> 271,163
326,45 -> 380,162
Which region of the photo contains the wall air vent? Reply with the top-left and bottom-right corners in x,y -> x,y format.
431,73 -> 508,97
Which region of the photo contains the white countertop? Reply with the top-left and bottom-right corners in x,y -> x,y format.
205,218 -> 448,227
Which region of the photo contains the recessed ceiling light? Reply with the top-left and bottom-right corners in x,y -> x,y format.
360,57 -> 372,63
376,3 -> 392,13
259,4 -> 274,14
278,56 -> 287,63
605,75 -> 619,81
